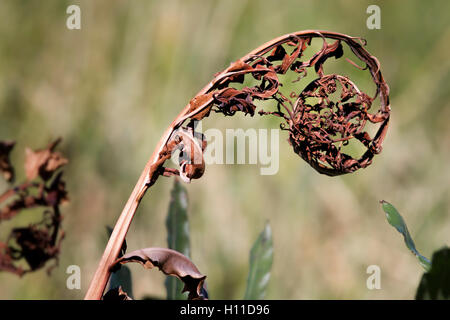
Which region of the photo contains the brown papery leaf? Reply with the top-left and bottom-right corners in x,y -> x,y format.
25,138 -> 68,181
0,140 -> 68,276
110,247 -> 207,300
174,128 -> 206,183
0,141 -> 15,182
188,92 -> 214,121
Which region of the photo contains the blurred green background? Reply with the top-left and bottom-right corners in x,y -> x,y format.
0,0 -> 449,299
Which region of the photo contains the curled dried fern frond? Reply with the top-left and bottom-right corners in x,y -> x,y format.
86,30 -> 391,299
155,30 -> 390,180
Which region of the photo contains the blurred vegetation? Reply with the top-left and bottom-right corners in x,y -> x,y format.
416,248 -> 450,300
165,179 -> 191,300
0,0 -> 449,299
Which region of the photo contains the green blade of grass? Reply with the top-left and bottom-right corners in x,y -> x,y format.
165,179 -> 191,300
380,200 -> 431,271
244,222 -> 273,300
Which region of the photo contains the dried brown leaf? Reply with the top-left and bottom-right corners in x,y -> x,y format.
172,128 -> 206,183
226,59 -> 254,73
0,140 -> 68,276
188,92 -> 214,121
10,226 -> 57,271
310,39 -> 343,76
25,138 -> 68,181
110,247 -> 207,300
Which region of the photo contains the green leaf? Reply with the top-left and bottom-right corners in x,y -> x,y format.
165,179 -> 191,300
244,222 -> 273,300
380,200 -> 431,271
416,247 -> 450,300
109,267 -> 133,299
